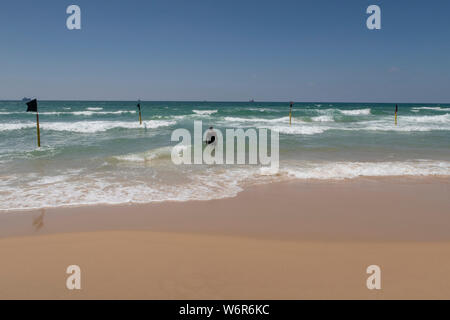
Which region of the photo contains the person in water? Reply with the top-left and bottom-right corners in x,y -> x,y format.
205,126 -> 218,145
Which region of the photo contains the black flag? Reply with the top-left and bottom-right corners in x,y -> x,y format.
26,99 -> 38,112
137,103 -> 141,111
395,104 -> 398,113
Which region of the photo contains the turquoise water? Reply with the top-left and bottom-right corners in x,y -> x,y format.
1,100 -> 449,211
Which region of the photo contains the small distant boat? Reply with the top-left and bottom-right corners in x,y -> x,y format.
249,99 -> 255,103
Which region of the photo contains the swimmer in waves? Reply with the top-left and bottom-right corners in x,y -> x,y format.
205,126 -> 218,147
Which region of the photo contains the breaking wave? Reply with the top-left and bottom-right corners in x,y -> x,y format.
193,110 -> 218,115
114,145 -> 190,163
0,110 -> 136,116
339,108 -> 371,116
0,120 -> 175,133
411,107 -> 450,112
281,160 -> 450,180
1,159 -> 449,211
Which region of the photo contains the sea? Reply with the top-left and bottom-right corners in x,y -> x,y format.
0,100 -> 449,211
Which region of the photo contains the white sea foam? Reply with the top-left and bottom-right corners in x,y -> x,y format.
353,114 -> 450,132
1,160 -> 449,211
0,120 -> 175,133
224,116 -> 290,123
412,107 -> 450,112
193,110 -> 218,115
339,108 -> 371,116
247,108 -> 280,112
0,167 -> 256,211
71,110 -> 137,116
312,115 -> 334,122
86,107 -> 103,111
0,110 -> 136,116
114,145 -> 190,163
268,125 -> 328,135
404,114 -> 450,123
280,160 -> 450,180
0,123 -> 36,131
173,115 -> 191,120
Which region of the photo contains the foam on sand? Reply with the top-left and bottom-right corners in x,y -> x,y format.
1,159 -> 449,211
0,166 -> 256,211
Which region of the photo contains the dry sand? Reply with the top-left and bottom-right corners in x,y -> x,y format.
0,177 -> 449,299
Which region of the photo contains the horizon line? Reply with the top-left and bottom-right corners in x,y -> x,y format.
1,99 -> 449,104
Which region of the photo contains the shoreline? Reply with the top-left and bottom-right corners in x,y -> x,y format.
1,177 -> 449,299
1,176 -> 449,240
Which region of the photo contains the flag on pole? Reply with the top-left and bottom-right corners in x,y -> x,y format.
137,101 -> 142,125
26,99 -> 38,112
25,99 -> 40,147
395,104 -> 398,125
289,102 -> 294,126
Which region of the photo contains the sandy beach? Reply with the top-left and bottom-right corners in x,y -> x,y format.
0,177 -> 449,299
2,0 -> 450,303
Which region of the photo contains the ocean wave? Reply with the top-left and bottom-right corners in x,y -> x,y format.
86,107 -> 103,111
193,110 -> 218,115
72,110 -> 137,116
311,115 -> 334,122
2,159 -> 449,211
280,160 -> 450,180
268,125 -> 328,135
247,108 -> 280,112
0,167 -> 255,211
345,118 -> 450,132
412,107 -> 450,112
224,116 -> 290,123
349,114 -> 450,132
0,110 -> 137,116
403,114 -> 450,123
0,120 -> 175,133
114,145 -> 190,163
339,108 -> 371,116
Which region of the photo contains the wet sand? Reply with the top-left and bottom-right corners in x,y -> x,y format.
0,177 -> 449,299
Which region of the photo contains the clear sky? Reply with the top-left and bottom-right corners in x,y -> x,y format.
0,0 -> 449,102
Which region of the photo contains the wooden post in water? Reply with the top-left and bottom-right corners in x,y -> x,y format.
26,99 -> 40,147
137,101 -> 142,125
289,102 -> 294,126
395,104 -> 398,126
36,112 -> 41,147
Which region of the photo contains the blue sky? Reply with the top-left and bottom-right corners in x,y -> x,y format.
0,0 -> 449,102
